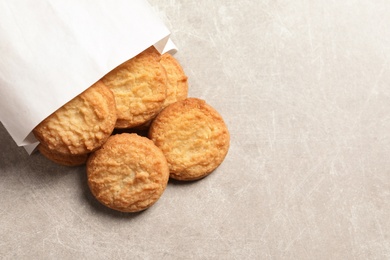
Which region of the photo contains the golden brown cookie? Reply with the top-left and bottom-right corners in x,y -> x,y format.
87,133 -> 169,212
160,53 -> 188,108
130,53 -> 188,132
148,98 -> 230,181
38,143 -> 89,167
101,47 -> 167,129
33,80 -> 117,155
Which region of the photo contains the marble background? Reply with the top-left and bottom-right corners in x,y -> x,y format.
1,0 -> 389,259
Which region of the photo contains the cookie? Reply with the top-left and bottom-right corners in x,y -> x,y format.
148,98 -> 230,181
130,53 -> 189,132
33,80 -> 117,155
160,53 -> 188,109
101,47 -> 167,129
87,133 -> 169,212
38,143 -> 89,167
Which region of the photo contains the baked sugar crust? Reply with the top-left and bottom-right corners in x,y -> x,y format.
87,133 -> 169,212
102,47 -> 167,129
148,98 -> 230,181
33,81 -> 117,155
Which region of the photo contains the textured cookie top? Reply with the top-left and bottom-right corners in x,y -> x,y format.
87,133 -> 169,212
160,53 -> 188,108
102,47 -> 167,129
33,81 -> 117,155
148,98 -> 230,181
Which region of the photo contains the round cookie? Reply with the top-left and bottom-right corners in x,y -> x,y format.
102,47 -> 167,129
130,53 -> 188,132
87,133 -> 169,212
148,98 -> 230,181
38,143 -> 89,167
160,53 -> 188,109
33,81 -> 117,155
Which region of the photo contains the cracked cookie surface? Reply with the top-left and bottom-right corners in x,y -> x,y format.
102,47 -> 167,129
148,98 -> 230,181
87,133 -> 169,212
33,81 -> 117,155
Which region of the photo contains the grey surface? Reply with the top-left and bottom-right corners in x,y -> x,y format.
1,0 -> 390,259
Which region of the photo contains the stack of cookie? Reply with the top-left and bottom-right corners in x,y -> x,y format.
33,47 -> 230,213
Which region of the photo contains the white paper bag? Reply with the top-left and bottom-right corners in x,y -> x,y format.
0,0 -> 176,153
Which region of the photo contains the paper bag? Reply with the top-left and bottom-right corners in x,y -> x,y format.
0,0 -> 176,153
